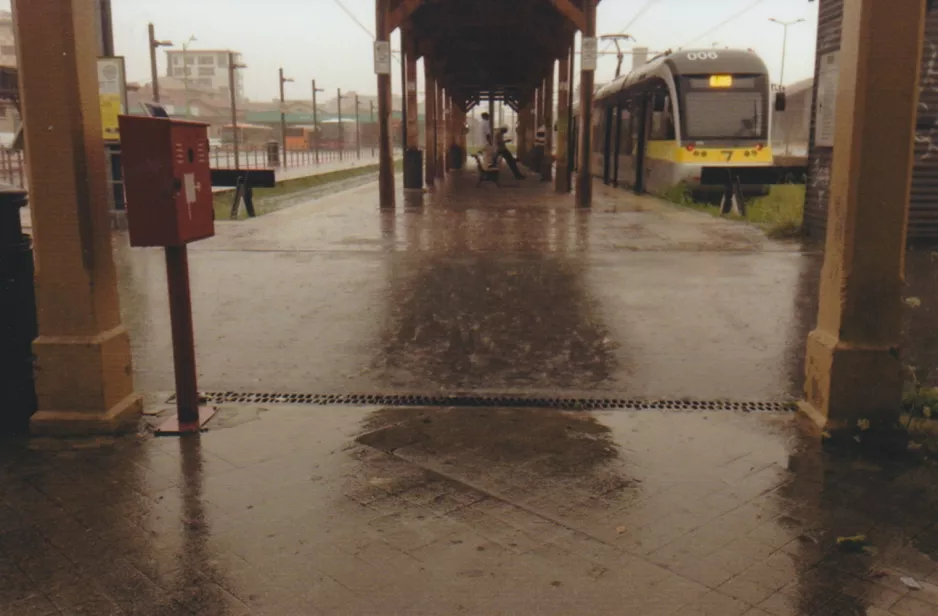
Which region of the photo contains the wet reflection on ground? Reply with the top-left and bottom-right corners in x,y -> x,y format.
113,175 -> 822,401
3,405 -> 937,615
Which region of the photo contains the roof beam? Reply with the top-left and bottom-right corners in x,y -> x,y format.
548,0 -> 586,32
388,0 -> 423,32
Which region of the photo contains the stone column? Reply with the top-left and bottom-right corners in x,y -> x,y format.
802,0 -> 926,429
13,0 -> 141,434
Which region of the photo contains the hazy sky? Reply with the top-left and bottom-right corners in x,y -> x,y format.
6,0 -> 819,102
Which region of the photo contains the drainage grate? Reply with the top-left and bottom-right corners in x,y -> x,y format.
168,391 -> 797,413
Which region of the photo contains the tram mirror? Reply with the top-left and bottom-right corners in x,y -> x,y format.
775,91 -> 787,112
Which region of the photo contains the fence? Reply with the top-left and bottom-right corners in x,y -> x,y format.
0,149 -> 25,188
209,146 -> 377,170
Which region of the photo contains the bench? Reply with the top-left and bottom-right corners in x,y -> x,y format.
471,153 -> 500,187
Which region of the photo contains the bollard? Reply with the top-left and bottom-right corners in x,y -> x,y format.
0,186 -> 37,433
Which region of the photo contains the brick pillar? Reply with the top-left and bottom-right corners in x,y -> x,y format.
802,0 -> 926,429
13,0 -> 141,434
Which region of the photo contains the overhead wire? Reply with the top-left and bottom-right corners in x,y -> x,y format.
329,0 -> 401,57
678,0 -> 769,49
601,0 -> 661,52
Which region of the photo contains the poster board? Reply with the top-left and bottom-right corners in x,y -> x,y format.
98,57 -> 128,142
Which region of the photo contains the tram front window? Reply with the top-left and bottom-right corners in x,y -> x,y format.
684,91 -> 765,140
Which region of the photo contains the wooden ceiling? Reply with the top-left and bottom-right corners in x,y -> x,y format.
389,0 -> 593,110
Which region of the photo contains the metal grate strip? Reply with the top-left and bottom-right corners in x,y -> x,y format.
168,391 -> 797,413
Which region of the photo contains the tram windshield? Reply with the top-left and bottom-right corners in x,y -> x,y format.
681,76 -> 767,140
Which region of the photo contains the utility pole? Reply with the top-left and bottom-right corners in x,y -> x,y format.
148,24 -> 172,103
228,52 -> 247,169
279,67 -> 294,167
312,79 -> 324,164
769,17 -> 806,88
181,35 -> 196,117
370,100 -> 376,156
337,88 -> 344,160
355,94 -> 362,160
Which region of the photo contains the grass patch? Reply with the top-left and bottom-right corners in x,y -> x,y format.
660,182 -> 806,239
213,160 -> 403,220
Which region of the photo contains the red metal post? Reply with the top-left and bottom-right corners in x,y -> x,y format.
161,244 -> 211,434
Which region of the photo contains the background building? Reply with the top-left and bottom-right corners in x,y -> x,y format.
165,48 -> 245,102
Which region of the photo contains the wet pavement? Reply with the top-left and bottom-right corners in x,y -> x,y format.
6,173 -> 938,614
3,404 -> 938,615
115,172 -> 824,402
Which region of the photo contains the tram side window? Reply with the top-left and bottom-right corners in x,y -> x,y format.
650,93 -> 676,141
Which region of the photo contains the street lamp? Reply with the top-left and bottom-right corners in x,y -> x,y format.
181,35 -> 197,117
228,53 -> 247,170
312,79 -> 324,164
599,34 -> 635,78
147,24 -> 173,103
279,68 -> 294,167
769,17 -> 806,87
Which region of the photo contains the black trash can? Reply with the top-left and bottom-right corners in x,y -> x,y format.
448,144 -> 464,170
0,186 -> 37,434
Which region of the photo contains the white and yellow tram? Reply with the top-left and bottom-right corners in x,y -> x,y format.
579,48 -> 783,199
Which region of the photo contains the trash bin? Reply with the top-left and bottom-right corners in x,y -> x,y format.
266,140 -> 281,167
404,149 -> 423,189
0,186 -> 37,433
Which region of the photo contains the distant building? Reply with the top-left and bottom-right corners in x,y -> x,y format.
0,11 -> 15,68
165,49 -> 245,102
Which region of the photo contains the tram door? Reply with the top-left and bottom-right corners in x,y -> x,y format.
633,94 -> 650,194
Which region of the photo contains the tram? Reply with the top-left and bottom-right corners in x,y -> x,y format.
583,48 -> 785,199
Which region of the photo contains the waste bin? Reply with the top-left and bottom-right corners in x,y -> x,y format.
266,140 -> 281,167
404,149 -> 423,189
0,186 -> 37,433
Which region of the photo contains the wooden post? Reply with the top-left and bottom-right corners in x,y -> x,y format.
802,0 -> 927,429
542,65 -> 555,182
376,0 -> 395,208
575,0 -> 596,208
14,0 -> 141,434
436,85 -> 445,177
556,50 -> 571,192
403,28 -> 422,189
425,66 -> 436,185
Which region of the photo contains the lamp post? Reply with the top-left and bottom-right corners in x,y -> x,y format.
312,79 -> 324,164
599,34 -> 635,78
279,67 -> 294,167
181,35 -> 196,117
769,17 -> 806,88
228,53 -> 247,170
147,24 -> 172,103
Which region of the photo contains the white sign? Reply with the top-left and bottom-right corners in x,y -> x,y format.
815,51 -> 840,148
581,37 -> 597,71
374,41 -> 391,75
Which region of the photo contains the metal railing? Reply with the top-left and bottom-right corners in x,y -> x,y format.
0,149 -> 26,188
208,146 -> 385,170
